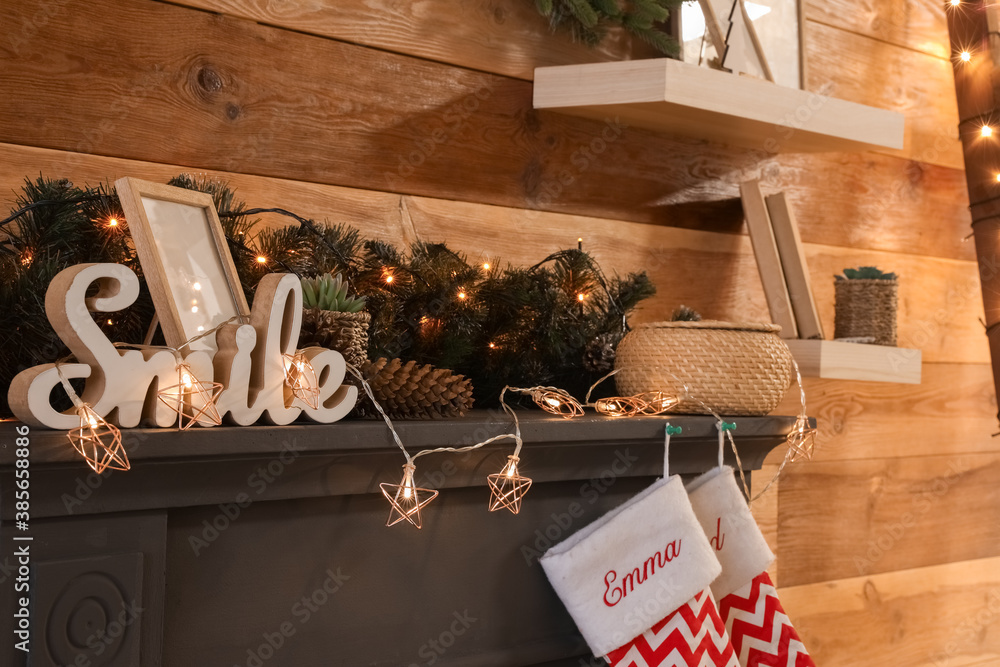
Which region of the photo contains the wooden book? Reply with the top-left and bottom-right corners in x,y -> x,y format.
740,180 -> 798,338
765,192 -> 824,340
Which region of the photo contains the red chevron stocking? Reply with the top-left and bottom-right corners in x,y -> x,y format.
605,588 -> 738,667
686,466 -> 815,667
540,474 -> 739,667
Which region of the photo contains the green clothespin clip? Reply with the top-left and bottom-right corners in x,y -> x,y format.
666,424 -> 682,436
718,421 -> 736,432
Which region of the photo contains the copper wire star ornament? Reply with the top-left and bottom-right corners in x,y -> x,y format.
487,455 -> 533,514
68,404 -> 130,474
157,363 -> 224,430
380,463 -> 439,529
786,415 -> 817,462
282,351 -> 321,410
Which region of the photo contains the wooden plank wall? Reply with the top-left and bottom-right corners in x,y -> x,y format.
0,0 -> 992,664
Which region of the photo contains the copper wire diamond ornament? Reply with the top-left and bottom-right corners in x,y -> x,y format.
157,363 -> 223,430
68,405 -> 130,474
786,415 -> 817,462
487,455 -> 533,514
283,351 -> 320,410
380,463 -> 439,529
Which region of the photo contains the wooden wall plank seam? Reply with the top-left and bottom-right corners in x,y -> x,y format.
777,453 -> 1000,587
0,143 -> 987,365
0,0 -> 973,261
777,555 -> 1000,667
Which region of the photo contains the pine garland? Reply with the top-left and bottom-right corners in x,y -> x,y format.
534,0 -> 681,55
0,176 -> 656,415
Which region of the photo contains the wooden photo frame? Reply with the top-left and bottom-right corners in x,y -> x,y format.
115,177 -> 250,353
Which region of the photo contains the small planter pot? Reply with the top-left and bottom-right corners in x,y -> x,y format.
298,309 -> 371,369
614,321 -> 793,416
834,279 -> 897,346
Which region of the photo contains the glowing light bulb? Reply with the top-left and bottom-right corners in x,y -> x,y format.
256,256 -> 267,264
983,126 -> 994,138
457,291 -> 467,300
577,293 -> 585,302
193,282 -> 202,291
197,326 -> 205,332
995,173 -> 1000,183
385,274 -> 394,284
88,416 -> 98,428
482,262 -> 490,270
951,0 -> 961,6
191,306 -> 199,313
545,397 -> 561,408
488,342 -> 496,349
506,462 -> 517,478
403,485 -> 412,499
107,218 -> 118,227
182,372 -> 193,389
106,319 -> 113,325
961,50 -> 972,62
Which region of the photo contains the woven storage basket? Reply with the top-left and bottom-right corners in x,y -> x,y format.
834,279 -> 897,346
298,309 -> 370,370
614,321 -> 793,416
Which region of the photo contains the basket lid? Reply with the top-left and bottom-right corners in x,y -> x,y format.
631,320 -> 782,333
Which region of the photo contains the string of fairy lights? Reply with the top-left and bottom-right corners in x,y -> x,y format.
56,315 -> 816,527
950,0 -> 999,185
7,189 -> 815,527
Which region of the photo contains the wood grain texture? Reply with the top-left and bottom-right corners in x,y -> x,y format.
806,20 -> 964,169
403,192 -> 988,364
779,556 -> 1000,666
777,453 -> 1000,587
0,144 -> 986,364
804,0 -> 950,58
773,363 -> 997,463
0,0 -> 974,262
165,0 -> 660,82
0,144 -> 409,247
751,462 -> 781,587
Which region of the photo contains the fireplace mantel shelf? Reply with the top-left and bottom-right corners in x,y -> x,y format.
0,412 -> 802,666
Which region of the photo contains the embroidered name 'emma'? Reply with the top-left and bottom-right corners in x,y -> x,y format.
603,540 -> 682,607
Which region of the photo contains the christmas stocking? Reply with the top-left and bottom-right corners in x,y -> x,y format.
686,464 -> 815,667
540,469 -> 739,667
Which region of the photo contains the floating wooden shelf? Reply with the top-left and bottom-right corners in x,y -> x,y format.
785,339 -> 921,384
533,58 -> 904,153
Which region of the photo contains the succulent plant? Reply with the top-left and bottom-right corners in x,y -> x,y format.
670,305 -> 702,322
301,273 -> 366,313
836,266 -> 897,281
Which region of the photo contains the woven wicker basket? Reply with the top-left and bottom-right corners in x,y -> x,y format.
834,279 -> 897,346
298,309 -> 370,370
614,321 -> 793,416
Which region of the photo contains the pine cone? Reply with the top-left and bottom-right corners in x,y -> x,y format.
361,358 -> 474,420
583,333 -> 618,374
298,308 -> 370,370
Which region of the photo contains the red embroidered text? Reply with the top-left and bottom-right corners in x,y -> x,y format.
603,540 -> 682,607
